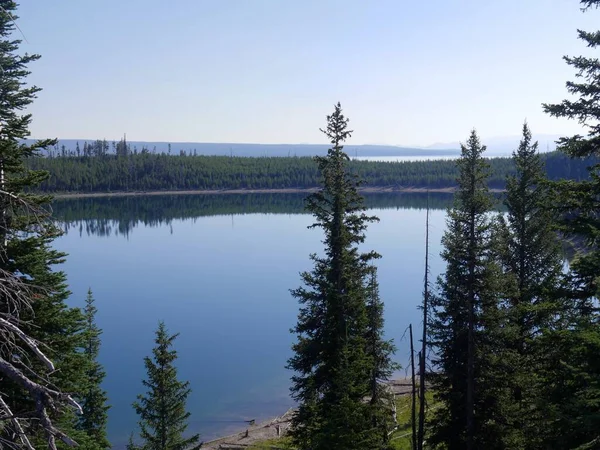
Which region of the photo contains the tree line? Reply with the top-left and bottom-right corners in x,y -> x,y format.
27,148 -> 595,193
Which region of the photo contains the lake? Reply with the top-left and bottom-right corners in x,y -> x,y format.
52,193 -> 452,448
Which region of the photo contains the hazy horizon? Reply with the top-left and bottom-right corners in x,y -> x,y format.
20,1 -> 594,145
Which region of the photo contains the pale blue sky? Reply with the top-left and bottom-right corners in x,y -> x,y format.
18,0 -> 596,145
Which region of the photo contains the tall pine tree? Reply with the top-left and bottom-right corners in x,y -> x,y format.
428,131 -> 504,450
0,1 -> 89,448
77,289 -> 110,450
287,103 -> 395,450
494,123 -> 564,449
365,267 -> 398,447
540,1 -> 600,447
131,322 -> 200,450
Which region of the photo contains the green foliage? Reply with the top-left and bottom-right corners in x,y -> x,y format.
131,322 -> 200,450
493,124 -> 564,449
428,131 -> 505,450
26,149 -> 595,193
366,269 -> 400,444
389,391 -> 437,450
0,0 -> 89,447
539,1 -> 600,446
287,103 -> 395,450
77,289 -> 110,449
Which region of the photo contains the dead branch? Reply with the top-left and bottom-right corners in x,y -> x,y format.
0,395 -> 34,450
0,189 -> 80,449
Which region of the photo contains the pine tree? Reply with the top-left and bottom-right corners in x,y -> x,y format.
540,1 -> 600,447
0,1 -> 89,448
494,123 -> 564,448
132,322 -> 200,450
77,289 -> 110,449
287,103 -> 395,450
428,131 -> 504,450
365,267 -> 398,447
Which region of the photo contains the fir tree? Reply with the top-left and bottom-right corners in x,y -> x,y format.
365,267 -> 398,446
77,289 -> 110,449
540,1 -> 600,447
0,1 -> 88,448
287,103 -> 395,450
428,131 -> 504,450
132,322 -> 200,450
495,123 -> 564,448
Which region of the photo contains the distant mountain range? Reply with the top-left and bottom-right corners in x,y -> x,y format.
25,134 -> 565,157
424,134 -> 563,155
28,140 -> 460,158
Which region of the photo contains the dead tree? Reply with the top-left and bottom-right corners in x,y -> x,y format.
0,191 -> 82,450
417,195 -> 430,450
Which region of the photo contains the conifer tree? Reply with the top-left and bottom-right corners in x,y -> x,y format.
428,131 -> 504,450
77,289 -> 110,449
0,1 -> 88,448
132,322 -> 200,450
494,124 -> 563,448
365,268 -> 398,446
287,103 -> 395,450
540,1 -> 600,447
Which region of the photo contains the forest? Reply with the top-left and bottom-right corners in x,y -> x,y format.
28,149 -> 596,193
1,0 -> 600,450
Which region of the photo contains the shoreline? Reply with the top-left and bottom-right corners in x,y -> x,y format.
201,378 -> 416,449
51,187 -> 459,199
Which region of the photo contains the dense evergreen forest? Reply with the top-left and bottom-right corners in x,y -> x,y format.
29,149 -> 595,193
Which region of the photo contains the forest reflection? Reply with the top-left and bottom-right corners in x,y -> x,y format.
53,192 -> 461,238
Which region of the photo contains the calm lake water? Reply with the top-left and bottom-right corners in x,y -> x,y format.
52,193 -> 451,448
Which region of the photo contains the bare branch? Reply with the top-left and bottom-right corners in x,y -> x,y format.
0,395 -> 35,450
0,317 -> 54,371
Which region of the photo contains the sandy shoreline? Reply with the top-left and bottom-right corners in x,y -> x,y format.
201,378 -> 415,449
51,186 -> 458,199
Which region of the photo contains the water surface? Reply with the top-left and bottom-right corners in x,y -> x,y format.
53,193 -> 450,447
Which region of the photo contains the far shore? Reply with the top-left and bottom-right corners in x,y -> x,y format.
51,186 -> 465,199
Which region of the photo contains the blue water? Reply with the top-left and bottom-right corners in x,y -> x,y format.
54,195 -> 447,447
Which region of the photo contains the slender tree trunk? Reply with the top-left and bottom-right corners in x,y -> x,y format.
466,194 -> 476,450
418,196 -> 429,450
410,324 -> 417,450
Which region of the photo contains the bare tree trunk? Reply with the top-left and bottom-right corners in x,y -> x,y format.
417,195 -> 429,450
410,324 -> 417,450
466,206 -> 476,450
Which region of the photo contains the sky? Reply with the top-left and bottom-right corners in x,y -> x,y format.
17,0 -> 598,146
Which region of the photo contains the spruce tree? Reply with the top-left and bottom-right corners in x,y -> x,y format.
132,322 -> 200,450
540,1 -> 600,447
0,1 -> 89,448
428,131 -> 504,450
365,268 -> 398,447
494,124 -> 564,448
77,289 -> 110,449
287,103 -> 395,450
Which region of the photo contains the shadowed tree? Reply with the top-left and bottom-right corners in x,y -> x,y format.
287,103 -> 395,450
428,131 -> 504,450
540,1 -> 600,447
77,289 -> 110,450
131,322 -> 200,450
0,1 -> 89,449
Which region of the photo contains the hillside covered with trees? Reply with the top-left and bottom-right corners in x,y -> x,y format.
28,150 -> 596,193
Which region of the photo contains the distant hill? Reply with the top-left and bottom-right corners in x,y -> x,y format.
25,139 -> 460,158
425,134 -> 563,155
